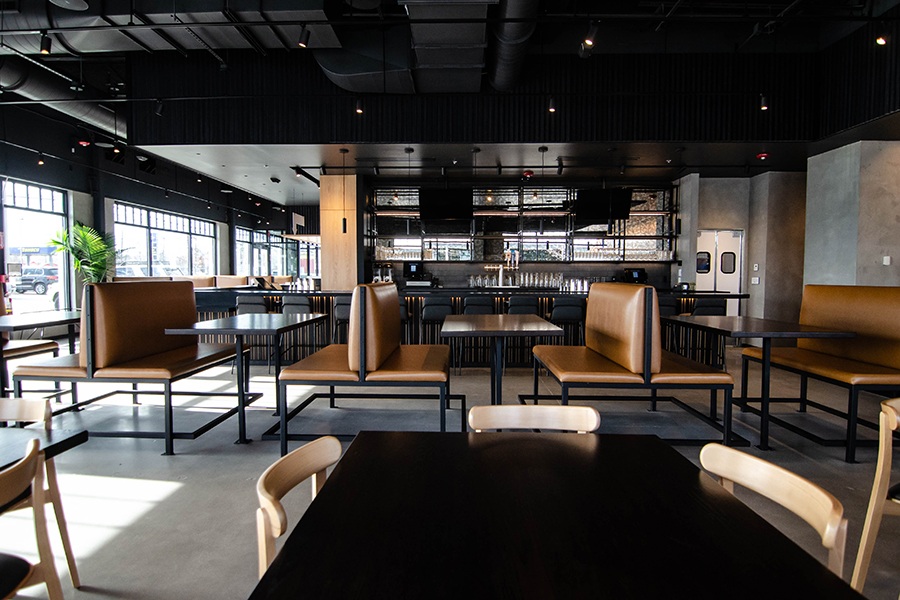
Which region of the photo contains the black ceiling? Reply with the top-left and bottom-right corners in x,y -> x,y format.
0,0 -> 898,203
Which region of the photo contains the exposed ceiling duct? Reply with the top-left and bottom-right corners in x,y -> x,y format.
488,0 -> 540,91
0,55 -> 125,138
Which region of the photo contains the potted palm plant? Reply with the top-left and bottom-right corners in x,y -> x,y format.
50,222 -> 117,285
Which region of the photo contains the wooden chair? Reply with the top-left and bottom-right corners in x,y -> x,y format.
0,552 -> 34,600
0,439 -> 64,600
0,293 -> 59,395
256,436 -> 342,578
699,443 -> 847,577
851,397 -> 900,592
468,404 -> 601,433
0,397 -> 80,589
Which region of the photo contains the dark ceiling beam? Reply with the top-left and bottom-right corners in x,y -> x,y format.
259,14 -> 293,51
171,14 -> 226,67
132,13 -> 188,57
100,15 -> 154,54
4,13 -> 891,38
222,9 -> 268,56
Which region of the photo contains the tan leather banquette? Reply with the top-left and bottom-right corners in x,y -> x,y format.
13,281 -> 238,455
742,284 -> 900,462
277,282 -> 454,455
533,283 -> 736,444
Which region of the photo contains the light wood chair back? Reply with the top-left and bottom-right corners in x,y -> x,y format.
851,397 -> 900,592
468,405 -> 601,433
256,436 -> 343,578
0,397 -> 51,429
0,439 -> 63,600
699,443 -> 847,577
0,397 -> 80,588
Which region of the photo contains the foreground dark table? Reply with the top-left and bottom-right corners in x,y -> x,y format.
250,431 -> 862,600
166,312 -> 326,444
662,315 -> 854,450
441,314 -> 562,405
0,427 -> 88,470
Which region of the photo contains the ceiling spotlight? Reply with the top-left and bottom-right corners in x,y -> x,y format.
583,22 -> 599,47
270,176 -> 281,184
355,99 -> 363,115
756,152 -> 769,160
77,139 -> 90,147
876,32 -> 888,46
298,25 -> 311,48
40,32 -> 51,55
759,94 -> 768,111
197,173 -> 202,183
154,99 -> 164,117
69,82 -> 85,93
37,153 -> 45,166
164,189 -> 170,198
207,201 -> 212,210
113,145 -> 121,154
548,97 -> 556,113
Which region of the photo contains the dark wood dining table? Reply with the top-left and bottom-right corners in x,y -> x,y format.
440,314 -> 562,405
249,431 -> 862,600
0,427 -> 88,470
166,312 -> 326,444
0,310 -> 80,397
662,315 -> 855,450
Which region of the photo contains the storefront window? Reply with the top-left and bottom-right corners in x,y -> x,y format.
114,203 -> 217,276
2,181 -> 69,313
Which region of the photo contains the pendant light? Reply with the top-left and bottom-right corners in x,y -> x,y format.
340,148 -> 349,234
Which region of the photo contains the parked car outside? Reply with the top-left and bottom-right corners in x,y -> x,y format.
14,267 -> 59,295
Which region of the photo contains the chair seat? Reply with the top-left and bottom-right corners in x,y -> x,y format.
743,347 -> 900,386
366,345 -> 449,383
533,345 -> 645,384
2,339 -> 58,359
94,343 -> 235,379
13,354 -> 88,379
652,351 -> 735,385
280,345 -> 357,382
0,552 -> 32,598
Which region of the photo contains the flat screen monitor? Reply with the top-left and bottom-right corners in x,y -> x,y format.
574,189 -> 632,225
418,188 -> 474,221
404,261 -> 426,279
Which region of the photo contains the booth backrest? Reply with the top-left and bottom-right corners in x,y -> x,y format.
173,275 -> 216,288
215,275 -> 249,288
348,283 -> 401,372
584,283 -> 661,374
86,281 -> 198,369
798,285 -> 900,369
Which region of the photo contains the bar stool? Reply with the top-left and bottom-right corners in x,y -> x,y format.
332,296 -> 352,344
549,297 -> 585,345
420,297 -> 453,344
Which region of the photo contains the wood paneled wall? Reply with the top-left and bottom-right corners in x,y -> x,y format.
320,174 -> 359,290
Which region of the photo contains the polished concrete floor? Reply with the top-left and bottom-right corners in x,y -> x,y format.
1,345 -> 899,599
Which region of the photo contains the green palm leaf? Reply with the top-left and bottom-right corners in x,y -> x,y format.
50,222 -> 117,284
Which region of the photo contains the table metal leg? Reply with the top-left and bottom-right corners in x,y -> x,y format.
67,323 -> 76,354
235,335 -> 251,444
493,337 -> 504,405
758,339 -> 771,450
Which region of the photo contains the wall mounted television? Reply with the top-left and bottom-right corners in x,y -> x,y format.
574,189 -> 632,225
418,188 -> 474,221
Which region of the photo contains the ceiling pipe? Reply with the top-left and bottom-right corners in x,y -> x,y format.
488,0 -> 541,92
0,56 -> 125,138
